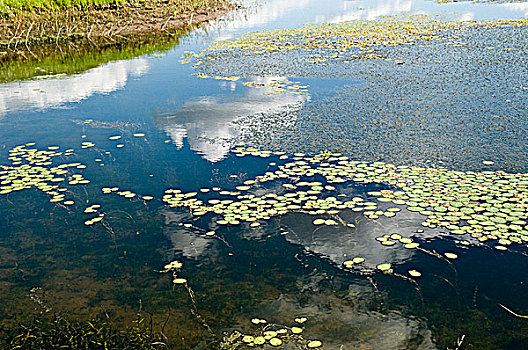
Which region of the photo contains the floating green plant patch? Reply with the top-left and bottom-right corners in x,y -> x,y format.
167,148 -> 528,249
269,338 -> 282,346
352,257 -> 365,264
156,147 -> 528,280
221,317 -> 322,349
444,252 -> 458,259
291,327 -> 303,334
294,317 -> 307,324
181,16 -> 528,98
253,336 -> 265,345
377,263 -> 392,271
308,340 -> 323,348
408,269 -> 422,278
0,143 -> 91,204
404,243 -> 420,249
251,318 -> 267,325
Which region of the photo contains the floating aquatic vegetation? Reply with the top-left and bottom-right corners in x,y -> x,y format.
444,252 -> 458,259
225,22 -> 528,171
377,263 -> 392,272
0,143 -> 88,204
208,16 -> 527,62
160,260 -> 188,286
291,326 -> 303,334
181,16 -> 527,97
84,204 -> 101,213
220,317 -> 323,349
191,72 -> 309,96
307,340 -> 323,348
251,318 -> 267,325
161,147 -> 528,276
81,141 -> 95,149
84,214 -> 104,226
408,269 -> 422,278
72,119 -> 137,129
294,317 -> 307,324
102,187 -> 154,202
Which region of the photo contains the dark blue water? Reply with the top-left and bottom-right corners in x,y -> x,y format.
1,0 -> 528,349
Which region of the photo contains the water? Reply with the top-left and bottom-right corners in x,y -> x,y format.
1,0 -> 528,348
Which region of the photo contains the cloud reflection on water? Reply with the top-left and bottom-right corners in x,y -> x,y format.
0,58 -> 149,118
154,77 -> 307,162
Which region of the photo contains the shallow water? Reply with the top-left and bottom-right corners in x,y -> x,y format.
1,0 -> 528,349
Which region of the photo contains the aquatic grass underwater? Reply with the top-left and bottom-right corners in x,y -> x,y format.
1,1 -> 528,348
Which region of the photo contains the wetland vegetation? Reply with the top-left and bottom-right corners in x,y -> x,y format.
0,0 -> 234,81
1,0 -> 528,349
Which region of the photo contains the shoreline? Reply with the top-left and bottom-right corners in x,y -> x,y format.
0,0 -> 236,63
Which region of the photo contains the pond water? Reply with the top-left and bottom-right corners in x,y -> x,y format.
1,0 -> 528,349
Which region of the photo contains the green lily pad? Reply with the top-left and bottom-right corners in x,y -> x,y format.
444,252 -> 458,259
377,263 -> 391,271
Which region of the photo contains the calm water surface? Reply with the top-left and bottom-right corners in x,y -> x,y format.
1,0 -> 528,348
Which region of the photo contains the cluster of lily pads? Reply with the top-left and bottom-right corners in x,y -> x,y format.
241,78 -> 309,96
190,71 -> 309,95
101,186 -> 154,201
220,317 -> 322,348
161,146 -> 528,276
4,141 -> 527,277
83,203 -> 105,226
0,143 -> 87,204
179,16 -> 527,97
0,139 -> 154,228
197,16 -> 527,63
161,260 -> 187,285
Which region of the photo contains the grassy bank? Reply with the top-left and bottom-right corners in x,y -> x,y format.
0,0 -> 235,73
0,27 -> 189,82
0,0 -> 125,13
0,0 -> 233,41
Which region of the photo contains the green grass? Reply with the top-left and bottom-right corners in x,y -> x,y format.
3,315 -> 165,349
0,27 -> 189,82
0,0 -> 127,13
0,0 -> 221,13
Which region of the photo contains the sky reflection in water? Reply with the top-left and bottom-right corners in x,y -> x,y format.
0,0 -> 527,348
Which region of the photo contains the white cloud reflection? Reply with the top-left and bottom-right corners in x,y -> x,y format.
0,58 -> 149,118
194,0 -> 528,47
154,77 -> 307,162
